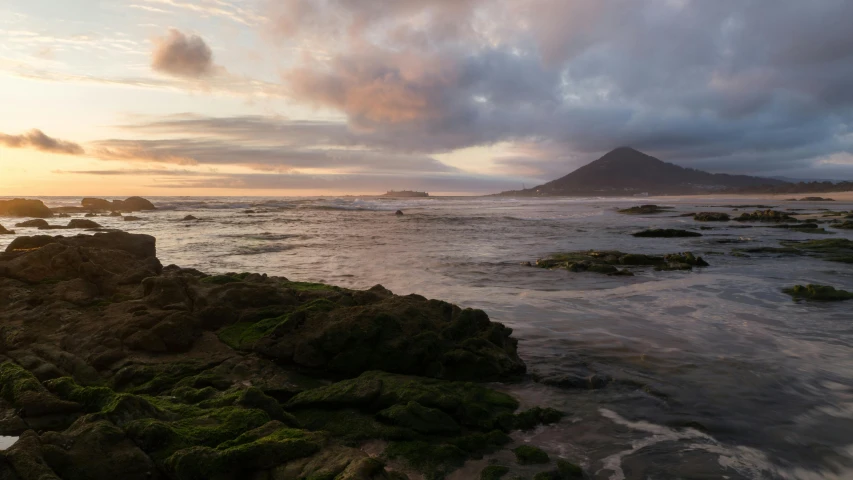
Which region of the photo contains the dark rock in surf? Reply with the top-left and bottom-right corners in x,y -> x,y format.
0,199 -> 53,218
784,284 -> 853,302
15,219 -> 50,228
632,229 -> 702,238
736,210 -> 796,222
123,216 -> 142,222
617,205 -> 671,215
0,224 -> 14,235
535,250 -> 709,274
693,212 -> 730,222
395,210 -> 404,216
181,215 -> 198,221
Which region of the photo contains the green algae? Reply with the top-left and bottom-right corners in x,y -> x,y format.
481,465 -> 510,480
514,445 -> 550,465
784,284 -> 853,302
535,250 -> 708,274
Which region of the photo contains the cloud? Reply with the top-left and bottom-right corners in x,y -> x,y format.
260,0 -> 853,180
0,129 -> 85,155
151,29 -> 216,78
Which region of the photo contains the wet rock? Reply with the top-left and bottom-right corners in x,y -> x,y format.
831,221 -> 853,230
14,219 -> 49,229
617,205 -> 671,215
799,197 -> 834,201
82,198 -> 113,210
109,211 -> 122,217
66,219 -> 101,229
693,212 -> 730,222
0,225 -> 13,235
0,199 -> 53,218
778,238 -> 853,264
513,445 -> 549,465
481,465 -> 510,480
181,215 -> 197,221
735,210 -> 796,222
82,197 -> 156,212
784,284 -> 853,302
535,250 -> 708,274
123,216 -> 142,222
632,229 -> 702,238
395,210 -> 404,216
534,460 -> 584,480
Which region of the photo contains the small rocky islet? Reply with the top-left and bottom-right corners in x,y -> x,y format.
784,284 -> 853,302
531,250 -> 709,276
0,231 -> 581,480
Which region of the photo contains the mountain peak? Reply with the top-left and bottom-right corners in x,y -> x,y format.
499,147 -> 786,196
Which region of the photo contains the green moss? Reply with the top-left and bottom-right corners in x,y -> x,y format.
44,376 -> 115,411
384,441 -> 469,480
200,274 -> 245,285
114,362 -> 212,395
285,281 -> 339,292
533,460 -> 584,480
514,445 -> 550,465
512,407 -> 564,431
784,284 -> 853,302
0,362 -> 43,404
377,401 -> 460,434
481,465 -> 510,480
295,408 -> 415,444
218,298 -> 338,350
536,250 -> 708,273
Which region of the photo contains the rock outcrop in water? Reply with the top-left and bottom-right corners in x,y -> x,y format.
617,205 -> 672,215
693,212 -> 730,222
0,232 -> 574,480
533,250 -> 709,275
735,210 -> 796,222
53,197 -> 157,215
0,199 -> 53,218
632,229 -> 702,238
0,225 -> 13,235
784,284 -> 853,302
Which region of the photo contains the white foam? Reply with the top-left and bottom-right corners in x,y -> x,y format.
0,436 -> 17,450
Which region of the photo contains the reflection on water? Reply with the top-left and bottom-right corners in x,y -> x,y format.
2,195 -> 853,478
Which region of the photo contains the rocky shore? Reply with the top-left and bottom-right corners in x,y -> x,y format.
0,232 -> 579,480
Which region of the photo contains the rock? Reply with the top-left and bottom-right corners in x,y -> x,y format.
693,212 -> 730,222
534,250 -> 708,274
831,221 -> 853,230
735,210 -> 796,222
617,205 -> 671,215
481,465 -> 510,480
82,198 -> 114,210
799,197 -> 834,201
395,210 -> 404,216
0,224 -> 14,235
778,238 -> 853,264
0,199 -> 52,218
0,232 -> 558,480
120,197 -> 156,211
66,219 -> 102,229
109,211 -> 123,217
123,216 -> 142,222
632,229 -> 702,238
81,197 -> 156,212
513,445 -> 550,465
14,219 -> 49,229
181,215 -> 197,221
784,284 -> 853,302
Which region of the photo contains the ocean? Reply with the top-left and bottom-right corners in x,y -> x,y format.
2,195 -> 852,479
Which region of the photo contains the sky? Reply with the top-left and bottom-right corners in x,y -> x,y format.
1,0 -> 852,196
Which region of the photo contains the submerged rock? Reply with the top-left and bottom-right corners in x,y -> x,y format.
831,221 -> 853,230
617,205 -> 671,215
693,212 -> 730,222
534,250 -> 709,274
735,210 -> 796,222
778,238 -> 853,264
784,284 -> 853,302
0,232 -> 556,480
799,197 -> 834,201
632,229 -> 702,238
14,219 -> 50,228
0,199 -> 53,218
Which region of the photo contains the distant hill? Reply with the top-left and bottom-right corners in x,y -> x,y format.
497,147 -> 788,196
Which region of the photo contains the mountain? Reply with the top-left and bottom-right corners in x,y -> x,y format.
498,147 -> 788,196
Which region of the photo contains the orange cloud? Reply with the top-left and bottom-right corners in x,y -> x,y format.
0,129 -> 85,155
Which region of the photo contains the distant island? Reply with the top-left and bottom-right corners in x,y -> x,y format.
497,147 -> 790,197
381,190 -> 429,198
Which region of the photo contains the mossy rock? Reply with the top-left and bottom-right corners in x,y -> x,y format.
377,401 -> 461,434
735,210 -> 796,222
513,445 -> 550,465
784,284 -> 853,302
617,205 -> 671,215
693,212 -> 730,222
481,465 -> 510,480
632,229 -> 702,238
535,250 -> 708,274
779,238 -> 853,263
385,432 -> 510,480
533,459 -> 584,479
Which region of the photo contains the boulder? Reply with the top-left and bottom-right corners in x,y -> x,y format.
693,212 -> 730,222
617,205 -> 672,215
181,215 -> 198,221
0,199 -> 52,218
123,216 -> 142,222
0,224 -> 13,235
81,198 -> 114,210
632,229 -> 702,238
14,219 -> 49,229
119,197 -> 156,211
67,219 -> 102,229
395,210 -> 404,216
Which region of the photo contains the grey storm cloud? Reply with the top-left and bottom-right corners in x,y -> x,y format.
262,0 -> 853,179
151,29 -> 216,78
0,129 -> 85,155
